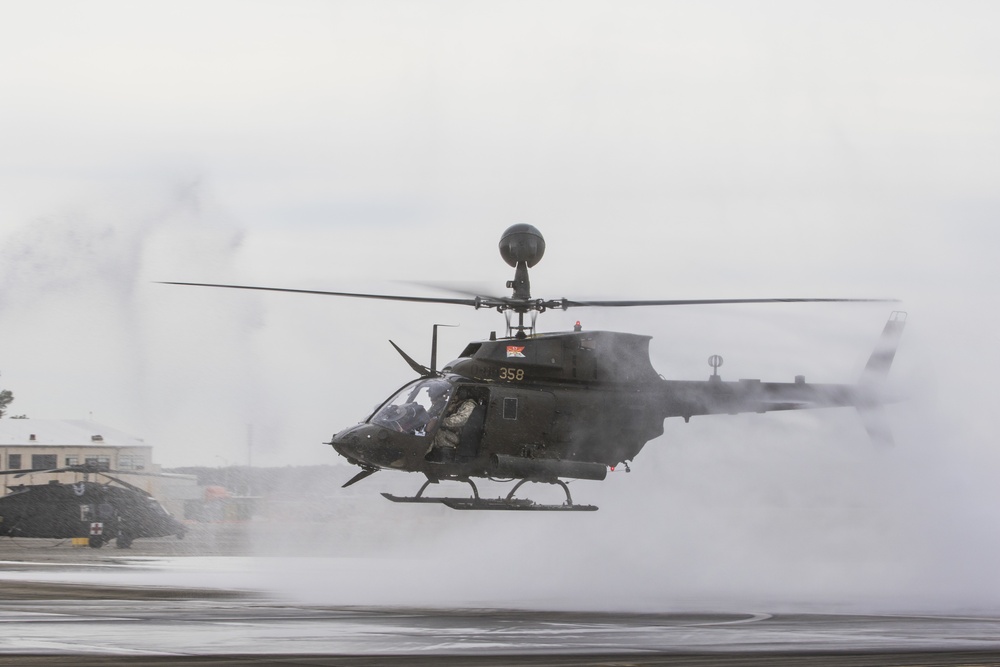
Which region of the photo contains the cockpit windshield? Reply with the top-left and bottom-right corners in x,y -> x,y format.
370,378 -> 453,436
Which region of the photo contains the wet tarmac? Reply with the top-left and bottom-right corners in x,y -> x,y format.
1,524 -> 1000,666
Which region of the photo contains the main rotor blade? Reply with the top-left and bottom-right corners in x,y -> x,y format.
159,282 -> 896,311
158,282 -> 481,307
94,472 -> 152,496
0,468 -> 61,477
558,297 -> 897,308
1,466 -> 186,479
403,281 -> 506,301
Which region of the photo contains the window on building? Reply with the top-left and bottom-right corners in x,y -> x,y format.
31,455 -> 58,470
65,456 -> 79,466
84,456 -> 110,471
118,455 -> 145,471
8,454 -> 21,470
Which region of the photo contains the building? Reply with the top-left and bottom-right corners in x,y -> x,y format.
0,419 -> 197,517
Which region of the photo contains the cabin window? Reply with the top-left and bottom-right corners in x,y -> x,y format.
31,455 -> 57,470
80,505 -> 94,521
459,343 -> 482,358
503,397 -> 518,420
8,454 -> 21,470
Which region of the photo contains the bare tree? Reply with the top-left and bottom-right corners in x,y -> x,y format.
0,389 -> 13,418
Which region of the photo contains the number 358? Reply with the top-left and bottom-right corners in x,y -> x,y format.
499,367 -> 524,381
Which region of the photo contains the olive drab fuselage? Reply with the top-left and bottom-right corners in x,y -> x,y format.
331,330 -> 665,479
329,321 -> 899,483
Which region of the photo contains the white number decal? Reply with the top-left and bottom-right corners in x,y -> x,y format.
499,367 -> 525,381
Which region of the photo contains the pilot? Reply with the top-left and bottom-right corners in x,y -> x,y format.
432,397 -> 477,453
427,384 -> 449,420
420,385 -> 447,435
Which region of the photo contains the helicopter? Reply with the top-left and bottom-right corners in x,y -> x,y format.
0,463 -> 187,548
162,224 -> 905,511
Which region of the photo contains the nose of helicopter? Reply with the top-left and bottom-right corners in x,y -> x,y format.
330,425 -> 365,462
329,423 -> 404,469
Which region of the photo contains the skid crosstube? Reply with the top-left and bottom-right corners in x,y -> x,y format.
380,493 -> 597,512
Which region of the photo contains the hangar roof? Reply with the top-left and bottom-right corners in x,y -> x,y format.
0,420 -> 150,449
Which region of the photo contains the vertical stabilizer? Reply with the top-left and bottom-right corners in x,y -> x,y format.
858,405 -> 894,446
860,311 -> 906,383
856,311 -> 906,446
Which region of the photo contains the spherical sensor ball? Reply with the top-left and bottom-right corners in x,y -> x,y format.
499,224 -> 545,267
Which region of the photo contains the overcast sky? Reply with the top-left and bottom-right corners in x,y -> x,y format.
1,1 -> 999,612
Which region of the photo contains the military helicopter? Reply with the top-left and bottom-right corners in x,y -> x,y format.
163,224 -> 904,511
0,462 -> 187,548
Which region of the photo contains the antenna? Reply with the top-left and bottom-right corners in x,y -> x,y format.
431,324 -> 458,374
708,355 -> 723,381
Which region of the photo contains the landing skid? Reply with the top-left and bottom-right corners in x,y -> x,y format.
380,477 -> 598,511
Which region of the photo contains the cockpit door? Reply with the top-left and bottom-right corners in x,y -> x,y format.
455,389 -> 489,458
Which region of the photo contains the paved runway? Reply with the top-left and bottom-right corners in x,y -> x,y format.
2,527 -> 1000,665
1,587 -> 1000,665
2,583 -> 1000,666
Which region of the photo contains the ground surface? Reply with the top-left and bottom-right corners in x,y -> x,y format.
2,523 -> 999,666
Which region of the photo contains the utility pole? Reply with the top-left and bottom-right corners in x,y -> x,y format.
246,424 -> 253,497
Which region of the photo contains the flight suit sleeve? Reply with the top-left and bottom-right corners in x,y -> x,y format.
442,399 -> 477,429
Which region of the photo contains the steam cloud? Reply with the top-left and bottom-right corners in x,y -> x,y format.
1,0 -> 998,617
